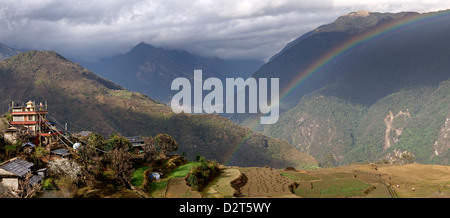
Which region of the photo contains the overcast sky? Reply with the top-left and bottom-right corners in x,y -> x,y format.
1,0 -> 450,62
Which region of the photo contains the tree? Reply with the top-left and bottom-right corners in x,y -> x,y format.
87,132 -> 106,152
142,136 -> 157,162
155,133 -> 178,156
78,142 -> 96,173
48,158 -> 81,182
0,117 -> 8,137
55,176 -> 78,198
15,126 -> 31,145
185,158 -> 220,192
105,134 -> 132,152
7,173 -> 42,198
34,146 -> 49,159
107,147 -> 134,187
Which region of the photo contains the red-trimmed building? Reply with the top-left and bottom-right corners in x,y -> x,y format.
7,100 -> 62,145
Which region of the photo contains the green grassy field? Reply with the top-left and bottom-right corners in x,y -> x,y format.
147,161 -> 201,198
281,169 -> 379,198
169,162 -> 201,178
131,166 -> 150,187
292,178 -> 372,198
280,172 -> 319,181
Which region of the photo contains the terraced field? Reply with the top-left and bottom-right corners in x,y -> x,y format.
238,167 -> 298,198
355,164 -> 450,198
147,162 -> 449,198
203,167 -> 241,198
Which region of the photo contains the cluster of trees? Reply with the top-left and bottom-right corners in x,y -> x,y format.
78,132 -> 179,190
0,109 -> 182,197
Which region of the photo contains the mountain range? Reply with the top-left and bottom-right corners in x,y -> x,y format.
0,43 -> 21,61
1,9 -> 450,168
241,10 -> 450,165
0,50 -> 316,169
84,42 -> 264,103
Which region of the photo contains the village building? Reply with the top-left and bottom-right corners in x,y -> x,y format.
51,148 -> 71,158
126,136 -> 146,151
21,141 -> 37,153
3,127 -> 17,143
7,100 -> 63,145
0,157 -> 43,191
76,131 -> 93,138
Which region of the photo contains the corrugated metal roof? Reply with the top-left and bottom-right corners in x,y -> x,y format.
0,158 -> 34,177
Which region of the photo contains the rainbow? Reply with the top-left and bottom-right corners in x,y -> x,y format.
280,10 -> 450,102
223,10 -> 450,166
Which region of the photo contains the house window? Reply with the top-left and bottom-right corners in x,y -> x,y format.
13,116 -> 25,122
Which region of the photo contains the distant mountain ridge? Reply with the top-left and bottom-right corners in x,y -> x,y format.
252,11 -> 421,109
234,10 -> 450,166
0,43 -> 21,60
0,50 -> 316,168
85,42 -> 264,103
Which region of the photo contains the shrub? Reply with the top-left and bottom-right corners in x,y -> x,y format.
230,173 -> 248,197
185,157 -> 220,192
34,146 -> 48,159
105,134 -> 133,152
142,168 -> 152,192
56,176 -> 78,198
155,133 -> 178,155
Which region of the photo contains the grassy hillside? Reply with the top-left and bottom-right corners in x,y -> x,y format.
265,93 -> 366,165
263,81 -> 450,166
240,11 -> 450,166
0,50 -> 316,168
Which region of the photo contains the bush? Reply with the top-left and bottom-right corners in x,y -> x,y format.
155,133 -> 178,155
34,146 -> 48,159
56,176 -> 78,198
142,168 -> 152,192
166,156 -> 187,171
185,157 -> 220,192
230,173 -> 248,197
105,134 -> 133,152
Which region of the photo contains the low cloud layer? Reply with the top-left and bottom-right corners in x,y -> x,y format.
1,0 -> 450,62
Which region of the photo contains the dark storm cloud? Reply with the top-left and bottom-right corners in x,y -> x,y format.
1,0 -> 450,62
